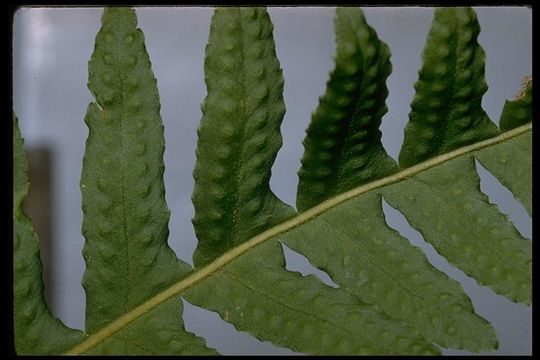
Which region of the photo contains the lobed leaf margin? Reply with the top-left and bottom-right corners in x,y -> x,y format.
64,122 -> 532,355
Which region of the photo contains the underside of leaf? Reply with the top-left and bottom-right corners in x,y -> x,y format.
282,192 -> 497,351
192,7 -> 295,267
475,132 -> 531,216
184,241 -> 439,355
383,150 -> 531,305
399,7 -> 500,168
62,120 -> 531,356
296,7 -> 398,211
79,7 -> 214,354
13,6 -> 532,357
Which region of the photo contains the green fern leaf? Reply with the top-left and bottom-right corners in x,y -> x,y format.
282,191 -> 497,351
296,8 -> 398,211
384,135 -> 531,304
499,76 -> 532,131
13,114 -> 85,354
79,7 -> 215,354
13,6 -> 531,356
65,125 -> 531,355
185,241 -> 439,355
192,7 -> 295,267
399,7 -> 500,168
475,131 -> 531,216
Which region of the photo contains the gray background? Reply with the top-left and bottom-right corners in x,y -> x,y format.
13,6 -> 531,355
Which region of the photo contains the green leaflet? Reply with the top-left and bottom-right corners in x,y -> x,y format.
184,241 -> 439,355
82,7 -> 185,329
499,77 -> 532,131
296,8 -> 398,211
399,7 -> 500,168
192,7 -> 295,267
79,8 -> 214,354
64,126 -> 531,355
383,140 -> 532,305
282,192 -> 496,351
475,132 -> 531,216
13,114 -> 85,354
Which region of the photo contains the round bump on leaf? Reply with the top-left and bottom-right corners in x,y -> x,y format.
127,55 -> 138,66
456,116 -> 472,129
103,53 -> 113,65
128,98 -> 142,112
124,34 -> 134,44
97,179 -> 108,192
437,45 -> 451,58
335,96 -> 351,107
134,143 -> 147,155
424,113 -> 439,124
126,77 -> 141,91
251,307 -> 265,321
23,307 -> 36,322
269,315 -> 283,328
98,221 -> 114,236
220,123 -> 236,138
438,292 -> 450,302
104,33 -> 114,43
459,69 -> 472,83
320,332 -> 336,348
414,143 -> 430,155
430,81 -> 446,93
13,234 -> 21,251
461,30 -> 474,43
435,25 -> 452,40
140,233 -> 153,246
245,197 -> 263,215
459,48 -> 474,64
102,73 -> 113,85
422,128 -> 436,140
320,138 -> 336,150
211,165 -> 227,180
210,186 -> 226,201
138,184 -> 151,198
14,257 -> 26,271
97,243 -> 115,260
243,7 -> 257,19
338,339 -> 353,353
169,340 -> 183,351
15,281 -> 31,297
141,252 -> 158,268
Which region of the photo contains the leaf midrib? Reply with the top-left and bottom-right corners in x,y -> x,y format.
64,122 -> 531,355
230,8 -> 248,248
333,13 -> 369,191
118,72 -> 132,315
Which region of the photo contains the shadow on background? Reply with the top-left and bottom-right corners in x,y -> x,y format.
24,147 -> 55,314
